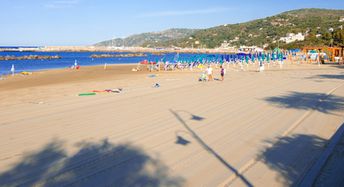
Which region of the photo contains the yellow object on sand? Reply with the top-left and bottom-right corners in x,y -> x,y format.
21,72 -> 32,75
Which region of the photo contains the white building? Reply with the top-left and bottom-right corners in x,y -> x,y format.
279,33 -> 305,44
239,46 -> 263,52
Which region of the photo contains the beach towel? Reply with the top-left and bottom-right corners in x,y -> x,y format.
199,73 -> 207,81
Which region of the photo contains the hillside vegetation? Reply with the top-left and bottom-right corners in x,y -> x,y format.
96,9 -> 344,49
95,29 -> 198,47
155,9 -> 344,49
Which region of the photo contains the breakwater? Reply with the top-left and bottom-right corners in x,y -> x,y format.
90,53 -> 147,58
0,55 -> 61,61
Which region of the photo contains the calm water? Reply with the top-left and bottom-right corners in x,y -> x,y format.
0,51 -> 250,76
0,51 -> 171,75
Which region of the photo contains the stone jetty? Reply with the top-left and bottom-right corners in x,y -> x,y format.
90,53 -> 147,58
0,55 -> 61,61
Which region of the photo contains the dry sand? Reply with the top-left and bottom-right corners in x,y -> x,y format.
0,63 -> 343,186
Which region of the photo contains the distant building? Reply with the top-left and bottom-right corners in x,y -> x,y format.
0,46 -> 42,52
339,17 -> 344,22
279,33 -> 305,44
218,41 -> 236,50
239,46 -> 263,52
220,42 -> 229,48
228,37 -> 239,44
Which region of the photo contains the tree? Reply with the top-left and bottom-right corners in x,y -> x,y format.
333,30 -> 344,47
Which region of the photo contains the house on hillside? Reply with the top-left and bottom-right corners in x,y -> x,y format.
279,33 -> 305,44
239,46 -> 263,52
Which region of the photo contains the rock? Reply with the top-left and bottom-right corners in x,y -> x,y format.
0,55 -> 61,61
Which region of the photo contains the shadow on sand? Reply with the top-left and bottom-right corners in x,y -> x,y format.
170,109 -> 253,187
264,91 -> 344,114
330,64 -> 344,69
258,134 -> 326,186
0,139 -> 184,187
308,74 -> 344,80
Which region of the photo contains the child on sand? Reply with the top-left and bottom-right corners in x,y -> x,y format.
206,65 -> 213,81
220,65 -> 226,81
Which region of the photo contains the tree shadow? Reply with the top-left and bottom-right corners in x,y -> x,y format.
258,134 -> 326,186
329,65 -> 344,69
0,139 -> 184,187
175,135 -> 191,146
264,92 -> 344,114
170,109 -> 253,187
309,74 -> 344,80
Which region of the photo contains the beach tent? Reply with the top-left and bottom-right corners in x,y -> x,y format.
273,48 -> 282,53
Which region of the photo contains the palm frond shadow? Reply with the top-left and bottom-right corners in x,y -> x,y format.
0,139 -> 184,187
264,91 -> 344,114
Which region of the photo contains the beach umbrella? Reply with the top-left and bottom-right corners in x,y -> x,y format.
262,53 -> 266,61
278,53 -> 283,61
274,48 -> 281,54
258,55 -> 262,62
174,53 -> 179,63
272,53 -> 276,61
245,55 -> 249,63
225,55 -> 229,62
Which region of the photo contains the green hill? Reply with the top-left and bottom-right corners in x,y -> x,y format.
148,8 -> 344,49
95,28 -> 198,47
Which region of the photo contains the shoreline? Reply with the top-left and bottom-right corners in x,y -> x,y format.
0,46 -> 238,54
0,61 -> 141,77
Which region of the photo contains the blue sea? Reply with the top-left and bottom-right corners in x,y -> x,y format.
0,51 -> 171,76
0,51 -> 250,76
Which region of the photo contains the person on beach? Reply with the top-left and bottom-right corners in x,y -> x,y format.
206,65 -> 213,81
220,65 -> 226,81
10,64 -> 15,76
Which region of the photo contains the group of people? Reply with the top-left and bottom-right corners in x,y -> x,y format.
199,65 -> 226,82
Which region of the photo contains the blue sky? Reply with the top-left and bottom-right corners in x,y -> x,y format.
1,0 -> 343,46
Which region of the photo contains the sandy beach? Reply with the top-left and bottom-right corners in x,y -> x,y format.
0,63 -> 343,186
